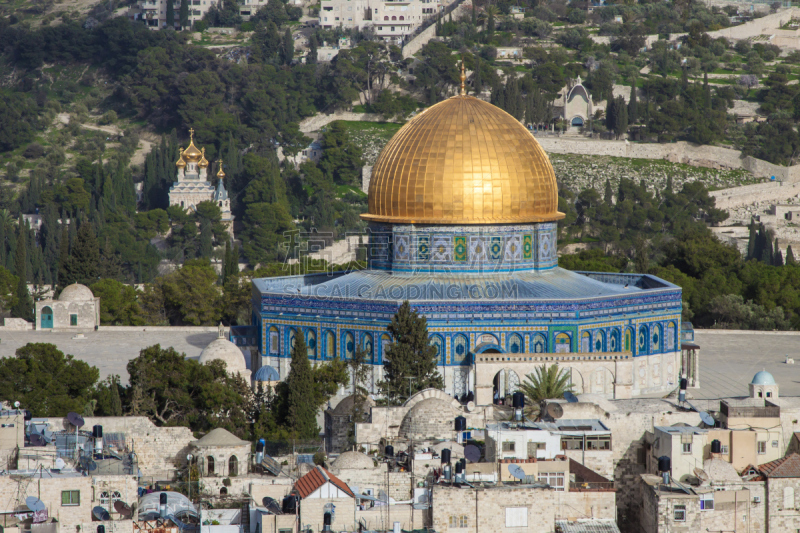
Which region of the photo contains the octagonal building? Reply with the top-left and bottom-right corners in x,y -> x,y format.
247,90 -> 685,402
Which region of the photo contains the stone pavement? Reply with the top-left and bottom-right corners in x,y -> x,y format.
693,330 -> 800,399
0,328 -> 219,384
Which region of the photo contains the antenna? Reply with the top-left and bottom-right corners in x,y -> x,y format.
546,403 -> 564,420
508,464 -> 526,481
464,445 -> 481,463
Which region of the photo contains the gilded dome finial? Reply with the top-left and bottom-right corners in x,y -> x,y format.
182,127 -> 203,163
216,159 -> 226,179
198,147 -> 209,169
176,147 -> 186,168
460,57 -> 466,96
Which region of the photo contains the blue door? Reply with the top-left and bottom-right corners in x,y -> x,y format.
41,306 -> 53,329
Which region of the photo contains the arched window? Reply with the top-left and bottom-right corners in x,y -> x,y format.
581,331 -> 591,353
384,15 -> 388,20
399,15 -> 404,20
554,333 -> 570,353
269,326 -> 279,355
100,491 -> 121,511
638,325 -> 649,355
306,329 -> 316,359
625,328 -> 633,353
326,331 -> 335,359
220,487 -> 228,495
651,324 -> 662,353
207,456 -> 215,475
594,330 -> 605,352
453,334 -> 468,364
344,332 -> 355,360
532,334 -> 546,353
666,322 -> 676,351
391,15 -> 396,20
430,335 -> 445,365
289,328 -> 297,353
609,329 -> 620,352
229,455 -> 238,476
381,333 -> 391,362
363,333 -> 374,363
508,334 -> 522,354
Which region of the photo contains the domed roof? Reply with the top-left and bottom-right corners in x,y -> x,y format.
253,365 -> 280,382
199,337 -> 247,375
399,397 -> 458,440
751,371 -> 776,386
175,148 -> 186,168
181,128 -> 203,164
331,394 -> 375,417
330,451 -> 375,473
198,147 -> 209,169
362,95 -> 564,225
59,283 -> 94,302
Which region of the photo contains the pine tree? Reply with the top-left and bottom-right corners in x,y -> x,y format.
285,333 -> 318,438
628,84 -> 638,123
99,238 -> 122,280
379,301 -> 443,403
11,220 -> 33,321
604,179 -> 613,206
167,0 -> 175,28
787,245 -> 797,265
179,0 -> 189,29
63,223 -> 100,287
487,9 -> 495,37
308,34 -> 318,64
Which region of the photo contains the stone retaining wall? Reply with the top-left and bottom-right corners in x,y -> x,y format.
299,111 -> 385,133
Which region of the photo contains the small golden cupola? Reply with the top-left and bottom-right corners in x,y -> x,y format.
216,159 -> 226,179
198,147 -> 209,169
175,148 -> 186,168
181,128 -> 203,164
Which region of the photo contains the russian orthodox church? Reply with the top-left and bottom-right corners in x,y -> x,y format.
170,128 -> 234,227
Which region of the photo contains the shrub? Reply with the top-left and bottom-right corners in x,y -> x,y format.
23,143 -> 45,159
99,111 -> 117,125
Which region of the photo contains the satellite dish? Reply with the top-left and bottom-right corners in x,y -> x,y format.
464,445 -> 481,463
87,459 -> 97,471
29,434 -> 45,446
114,501 -> 132,518
466,401 -> 475,412
67,412 -> 85,428
261,497 -> 283,515
42,430 -> 53,443
508,464 -> 527,481
563,392 -> 579,403
699,411 -> 715,426
54,458 -> 66,470
693,467 -> 710,483
547,403 -> 564,419
92,506 -> 111,521
681,474 -> 702,487
26,497 -> 46,513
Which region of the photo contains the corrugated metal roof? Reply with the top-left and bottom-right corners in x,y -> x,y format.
294,466 -> 354,499
555,519 -> 621,533
254,268 -> 677,303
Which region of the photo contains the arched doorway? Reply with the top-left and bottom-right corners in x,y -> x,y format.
493,369 -> 520,404
41,306 -> 53,329
571,116 -> 584,127
207,456 -> 215,475
229,455 -> 238,476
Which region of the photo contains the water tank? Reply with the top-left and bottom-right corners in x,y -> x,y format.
323,512 -> 332,526
455,416 -> 467,432
93,425 -> 103,453
443,465 -> 451,481
97,526 -> 105,533
159,493 -> 167,518
385,445 -> 394,457
256,439 -> 265,452
680,378 -> 688,390
512,392 -> 525,409
441,448 -> 451,464
282,495 -> 297,514
454,461 -> 463,474
711,440 -> 722,454
658,456 -> 671,473
459,458 -> 466,472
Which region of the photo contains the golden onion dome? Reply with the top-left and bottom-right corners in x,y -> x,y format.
216,160 -> 226,179
198,147 -> 209,169
175,148 -> 186,168
182,128 -> 203,164
361,95 -> 564,225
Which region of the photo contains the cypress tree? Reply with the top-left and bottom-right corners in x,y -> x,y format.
774,238 -> 783,266
628,84 -> 638,123
285,333 -> 318,438
747,222 -> 756,260
64,223 -> 100,287
99,238 -> 122,280
606,97 -> 617,133
614,96 -> 628,139
473,59 -> 483,94
604,179 -> 614,206
379,301 -> 443,403
787,245 -> 796,265
222,240 -> 231,284
472,4 -> 476,25
167,0 -> 175,28
0,219 -> 6,267
110,376 -> 122,416
308,34 -> 318,64
753,224 -> 766,263
57,226 -> 69,291
665,174 -> 673,195
230,243 -> 240,276
179,0 -> 189,29
11,220 -> 33,321
487,9 -> 495,37
280,28 -> 294,65
199,220 -> 213,259
703,71 -> 711,109
761,233 -> 774,264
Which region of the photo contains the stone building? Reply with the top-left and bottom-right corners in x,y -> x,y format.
249,86 -> 684,401
758,453 -> 800,532
128,0 -> 219,29
324,393 -> 375,453
329,451 -> 412,502
34,283 -> 99,331
198,327 -> 251,381
550,77 -> 593,131
190,427 -> 251,480
169,129 -> 233,228
319,0 -> 443,45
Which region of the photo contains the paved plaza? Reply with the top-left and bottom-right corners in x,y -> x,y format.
0,328 -> 799,398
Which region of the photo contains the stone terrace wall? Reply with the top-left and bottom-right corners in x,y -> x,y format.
43,416 -> 195,477
299,111 -> 385,133
712,181 -> 800,210
708,8 -> 800,41
401,1 -> 469,58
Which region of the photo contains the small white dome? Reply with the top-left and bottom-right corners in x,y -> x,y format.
59,283 -> 94,302
330,451 -> 375,473
751,371 -> 776,386
199,338 -> 247,375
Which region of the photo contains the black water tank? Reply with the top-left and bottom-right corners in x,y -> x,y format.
97,526 -> 105,533
160,493 -> 167,505
441,448 -> 451,464
256,439 -> 265,452
282,495 -> 297,514
323,512 -> 332,526
93,425 -> 103,438
711,440 -> 722,454
455,461 -> 463,474
455,416 -> 467,432
385,445 -> 394,457
512,392 -> 525,409
680,378 -> 688,391
658,456 -> 671,473
460,458 -> 466,472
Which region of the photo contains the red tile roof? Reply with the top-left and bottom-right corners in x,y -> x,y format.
293,465 -> 354,499
759,453 -> 800,478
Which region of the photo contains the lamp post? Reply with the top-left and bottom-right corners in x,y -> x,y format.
187,454 -> 193,503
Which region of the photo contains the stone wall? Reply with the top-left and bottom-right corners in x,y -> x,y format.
333,467 -> 412,501
298,111 -> 385,133
766,477 -> 800,532
41,416 -> 195,478
707,8 -> 800,41
431,484 -> 615,533
296,498 -> 423,532
712,181 -> 800,211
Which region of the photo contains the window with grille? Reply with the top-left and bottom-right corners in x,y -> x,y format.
721,445 -> 729,454
70,314 -> 78,326
674,505 -> 686,521
62,490 -> 80,506
502,441 -> 515,452
758,441 -> 767,454
561,436 -> 583,450
682,443 -> 692,454
537,472 -> 565,491
448,516 -> 468,528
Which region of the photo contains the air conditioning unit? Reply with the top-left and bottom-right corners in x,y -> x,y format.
753,496 -> 762,504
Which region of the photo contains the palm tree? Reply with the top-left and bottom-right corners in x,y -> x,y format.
519,364 -> 573,420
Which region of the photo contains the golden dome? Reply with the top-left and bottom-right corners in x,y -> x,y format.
175,148 -> 186,168
198,147 -> 209,169
362,96 -> 564,225
182,128 -> 203,164
216,159 -> 226,179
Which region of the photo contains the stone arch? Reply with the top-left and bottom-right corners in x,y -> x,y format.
507,333 -> 523,354
569,368 -> 586,394
402,388 -> 462,410
40,306 -> 53,329
207,455 -> 215,475
590,366 -> 615,394
570,116 -> 585,127
493,369 -> 521,401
